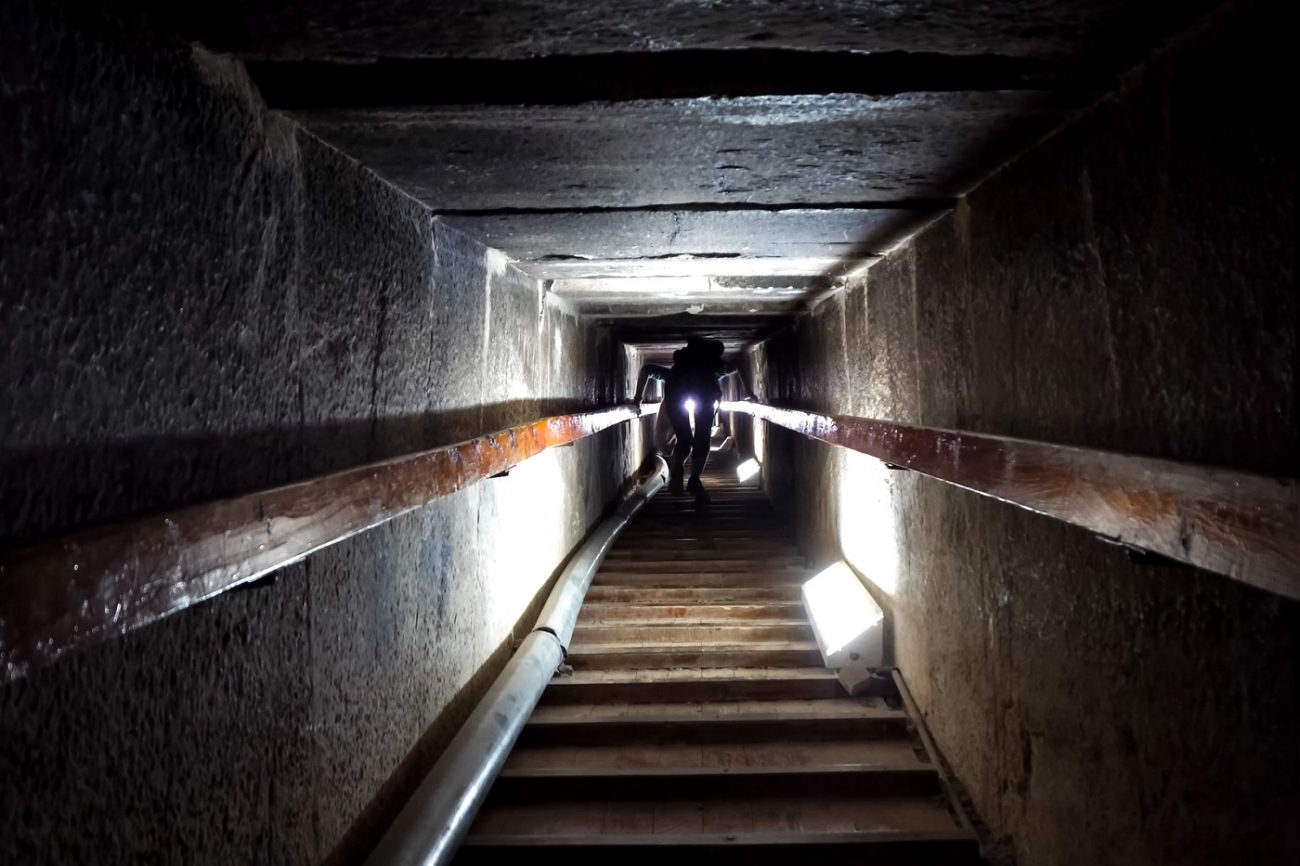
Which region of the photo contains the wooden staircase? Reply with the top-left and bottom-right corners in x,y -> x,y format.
458,461 -> 978,864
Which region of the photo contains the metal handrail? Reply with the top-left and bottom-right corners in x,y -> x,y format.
364,456 -> 668,866
0,404 -> 652,682
722,400 -> 1300,601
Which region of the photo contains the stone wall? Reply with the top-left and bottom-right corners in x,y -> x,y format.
0,4 -> 639,863
749,3 -> 1299,863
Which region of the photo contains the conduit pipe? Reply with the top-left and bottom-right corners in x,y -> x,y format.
364,456 -> 669,866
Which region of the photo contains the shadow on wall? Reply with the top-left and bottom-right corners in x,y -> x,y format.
0,399 -> 601,546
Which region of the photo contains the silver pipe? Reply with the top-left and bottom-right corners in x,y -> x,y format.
365,456 -> 669,866
535,457 -> 668,647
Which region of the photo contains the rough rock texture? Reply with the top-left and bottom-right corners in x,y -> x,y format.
749,3 -> 1299,864
293,92 -> 1068,211
119,0 -> 1214,69
440,208 -> 926,270
0,4 -> 638,864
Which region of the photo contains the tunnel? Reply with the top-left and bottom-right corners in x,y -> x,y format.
1,1 -> 1297,864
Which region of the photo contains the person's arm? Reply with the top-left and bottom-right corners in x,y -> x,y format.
635,364 -> 672,402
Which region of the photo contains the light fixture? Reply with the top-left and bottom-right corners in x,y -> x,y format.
801,561 -> 884,669
736,458 -> 760,482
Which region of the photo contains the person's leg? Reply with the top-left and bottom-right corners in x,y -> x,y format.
686,402 -> 713,500
665,399 -> 692,494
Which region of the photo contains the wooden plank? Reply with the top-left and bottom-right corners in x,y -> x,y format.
603,539 -> 797,553
592,572 -> 808,588
490,764 -> 939,800
596,560 -> 805,573
603,547 -> 800,560
725,401 -> 1300,600
467,800 -> 967,837
539,672 -> 843,705
0,405 -> 644,681
571,623 -> 814,644
577,602 -> 807,622
599,801 -> 655,837
503,739 -> 919,773
556,667 -> 834,684
519,703 -> 908,746
567,643 -> 823,670
582,586 -> 805,603
457,833 -> 979,866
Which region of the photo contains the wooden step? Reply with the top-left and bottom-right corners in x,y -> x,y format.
488,763 -> 941,800
641,507 -> 772,515
612,537 -> 793,548
583,586 -> 804,604
467,794 -> 963,834
604,546 -> 799,560
458,830 -> 979,865
626,516 -> 782,526
572,622 -> 814,644
613,536 -> 795,547
647,491 -> 768,497
621,526 -> 785,536
578,602 -> 806,623
461,794 -> 976,864
521,700 -> 908,746
567,642 -> 823,669
596,560 -> 805,574
605,538 -> 795,552
647,503 -> 767,509
504,738 -> 924,773
460,476 -> 978,866
592,572 -> 809,588
620,527 -> 789,537
640,501 -> 768,509
541,667 -> 842,704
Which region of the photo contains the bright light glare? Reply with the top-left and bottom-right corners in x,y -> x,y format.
736,458 -> 760,482
483,449 -> 567,646
684,398 -> 696,414
802,561 -> 884,661
838,452 -> 901,595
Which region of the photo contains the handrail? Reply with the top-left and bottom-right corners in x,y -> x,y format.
723,401 -> 1300,601
0,404 -> 652,683
364,456 -> 669,866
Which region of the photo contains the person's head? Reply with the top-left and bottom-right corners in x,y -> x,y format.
685,335 -> 725,362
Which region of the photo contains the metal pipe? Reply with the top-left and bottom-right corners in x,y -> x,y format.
535,458 -> 667,647
364,456 -> 668,866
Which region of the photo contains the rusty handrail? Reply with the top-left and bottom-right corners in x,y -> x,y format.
723,401 -> 1300,601
0,405 -> 651,683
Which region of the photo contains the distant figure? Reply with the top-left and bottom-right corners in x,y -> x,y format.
636,337 -> 751,501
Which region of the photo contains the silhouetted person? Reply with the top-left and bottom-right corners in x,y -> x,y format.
636,337 -> 750,502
